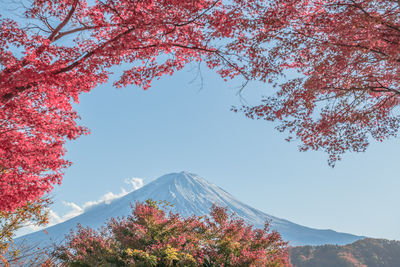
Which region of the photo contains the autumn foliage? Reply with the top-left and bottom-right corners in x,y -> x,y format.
240,0 -> 400,165
0,0 -> 277,211
0,197 -> 51,266
3,0 -> 400,211
53,200 -> 291,266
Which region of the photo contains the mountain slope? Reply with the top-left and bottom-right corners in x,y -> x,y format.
290,238 -> 400,267
16,172 -> 363,247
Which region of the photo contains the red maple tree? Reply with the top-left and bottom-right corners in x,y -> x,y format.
240,0 -> 400,166
0,0 -> 274,211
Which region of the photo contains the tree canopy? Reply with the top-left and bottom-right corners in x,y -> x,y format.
240,0 -> 400,166
0,0 -> 274,211
53,200 -> 291,266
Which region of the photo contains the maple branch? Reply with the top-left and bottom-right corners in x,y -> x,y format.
53,25 -> 114,41
314,90 -> 351,102
366,94 -> 397,116
167,42 -> 251,82
173,0 -> 221,27
324,84 -> 400,96
1,0 -> 225,102
168,43 -> 216,54
215,51 -> 250,81
55,27 -> 137,74
2,27 -> 135,102
0,126 -> 32,136
287,27 -> 400,66
2,83 -> 36,101
0,0 -> 79,100
47,0 -> 79,42
347,0 -> 400,34
0,214 -> 21,241
36,13 -> 54,33
101,1 -> 127,27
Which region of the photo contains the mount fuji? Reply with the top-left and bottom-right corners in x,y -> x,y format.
16,172 -> 363,247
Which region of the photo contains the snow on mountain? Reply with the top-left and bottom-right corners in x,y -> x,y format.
16,171 -> 363,247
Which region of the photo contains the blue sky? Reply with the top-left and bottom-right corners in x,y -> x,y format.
2,0 -> 398,243
41,64 -> 400,241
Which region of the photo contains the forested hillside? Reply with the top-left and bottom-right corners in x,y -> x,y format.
291,238 -> 400,267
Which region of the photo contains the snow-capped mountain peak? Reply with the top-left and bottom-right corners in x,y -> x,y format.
16,172 -> 363,246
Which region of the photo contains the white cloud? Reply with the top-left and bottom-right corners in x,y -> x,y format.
48,210 -> 63,225
15,176 -> 145,237
82,188 -> 128,209
71,176 -> 144,213
124,177 -> 144,190
62,201 -> 84,219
